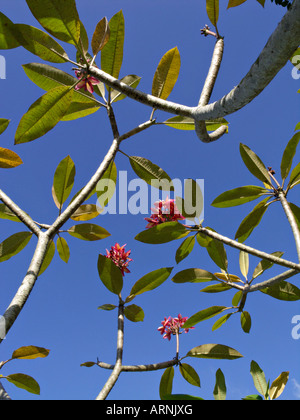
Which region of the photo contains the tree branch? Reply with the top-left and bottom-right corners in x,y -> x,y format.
0,381 -> 11,400
278,191 -> 300,262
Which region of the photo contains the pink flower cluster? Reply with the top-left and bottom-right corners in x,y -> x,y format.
158,314 -> 194,341
105,243 -> 133,276
74,68 -> 100,94
145,197 -> 185,229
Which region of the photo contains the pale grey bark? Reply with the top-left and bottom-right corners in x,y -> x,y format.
0,382 -> 11,401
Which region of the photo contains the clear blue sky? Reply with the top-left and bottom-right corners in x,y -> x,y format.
0,0 -> 299,400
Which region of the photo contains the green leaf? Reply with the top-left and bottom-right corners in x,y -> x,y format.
0,147 -> 23,169
111,75 -> 141,102
91,17 -> 110,56
206,0 -> 219,27
186,343 -> 243,360
212,313 -> 233,331
60,101 -> 101,121
56,236 -> 70,263
163,116 -> 228,132
250,360 -> 268,398
0,232 -> 32,263
129,267 -> 173,298
95,161 -> 118,211
0,204 -> 22,222
152,47 -> 180,100
214,272 -> 243,283
15,86 -> 74,144
290,48 -> 300,68
183,306 -> 229,328
196,231 -> 212,247
235,197 -> 269,242
288,202 -> 300,230
260,281 -> 300,301
70,204 -> 100,221
97,254 -> 123,295
206,238 -> 228,270
161,394 -> 204,400
288,163 -> 300,189
240,311 -> 251,333
239,143 -> 272,186
98,304 -> 117,311
135,221 -> 188,244
281,132 -> 300,182
175,236 -> 195,263
0,119 -> 10,135
0,12 -> 20,49
68,224 -> 110,241
213,369 -> 226,400
12,346 -> 50,360
22,63 -> 96,103
80,362 -> 96,368
39,240 -> 55,275
52,155 -> 76,210
159,366 -> 174,400
239,251 -> 249,280
211,185 -> 268,208
227,0 -> 247,8
242,394 -> 263,400
26,0 -> 80,46
200,283 -> 232,293
269,371 -> 289,400
172,268 -> 218,283
179,363 -> 201,387
101,10 -> 124,80
14,24 -> 68,63
4,373 -> 40,395
124,304 -> 144,322
251,251 -> 284,280
129,156 -> 173,191
176,179 -> 203,220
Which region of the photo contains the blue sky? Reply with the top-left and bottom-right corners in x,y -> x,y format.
0,0 -> 299,400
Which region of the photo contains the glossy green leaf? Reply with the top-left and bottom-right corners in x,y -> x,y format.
161,394 -> 204,400
152,47 -> 180,100
0,204 -> 21,222
135,221 -> 188,244
242,394 -> 263,400
159,367 -> 174,400
288,163 -> 300,189
206,0 -> 219,26
78,20 -> 89,54
206,238 -> 228,270
240,311 -> 251,333
91,17 -> 110,56
163,116 -> 228,132
3,373 -> 40,395
39,240 -> 55,275
101,10 -> 124,80
213,369 -> 226,400
175,236 -> 195,263
227,0 -> 247,8
252,251 -> 284,280
80,362 -> 96,368
68,224 -> 110,241
214,272 -> 243,283
52,155 -> 75,210
129,267 -> 173,298
0,232 -> 32,263
183,306 -> 229,328
129,156 -> 173,191
239,143 -> 272,186
200,283 -> 232,293
179,363 -> 200,387
281,132 -> 300,181
235,197 -> 269,242
0,119 -> 10,135
172,268 -> 218,283
260,281 -> 300,301
61,101 -> 101,121
26,0 -> 80,46
22,63 -> 97,103
186,343 -> 243,360
14,24 -> 68,63
97,254 -> 123,295
239,251 -> 249,280
56,236 -> 70,263
98,304 -> 117,311
0,12 -> 20,49
70,204 -> 100,221
15,86 -> 74,144
211,185 -> 268,208
250,360 -> 268,398
196,231 -> 212,247
111,75 -> 141,102
232,291 -> 242,307
269,371 -> 289,400
124,304 -> 144,322
212,313 -> 233,331
0,147 -> 23,169
12,346 -> 50,360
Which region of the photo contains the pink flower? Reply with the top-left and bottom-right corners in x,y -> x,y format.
157,314 -> 194,341
145,197 -> 185,228
74,69 -> 100,94
105,243 -> 133,276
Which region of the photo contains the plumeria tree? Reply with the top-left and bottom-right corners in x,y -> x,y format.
0,0 -> 299,400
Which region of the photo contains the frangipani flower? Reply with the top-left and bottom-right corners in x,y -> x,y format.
74,69 -> 100,94
145,197 -> 184,229
157,314 -> 194,341
105,243 -> 133,276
